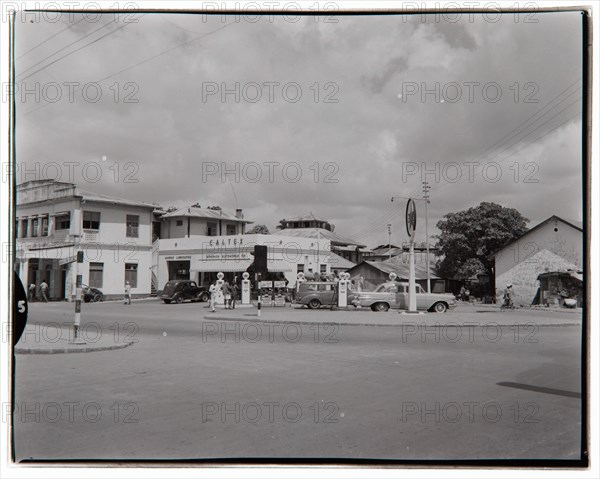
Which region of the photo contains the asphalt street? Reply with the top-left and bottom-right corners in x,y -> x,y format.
12,300 -> 583,462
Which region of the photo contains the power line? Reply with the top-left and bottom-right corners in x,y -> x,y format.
19,20 -> 133,82
403,77 -> 582,200
18,18 -> 118,80
22,21 -> 233,118
17,17 -> 86,60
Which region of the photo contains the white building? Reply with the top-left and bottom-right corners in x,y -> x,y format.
156,233 -> 346,290
490,215 -> 583,306
16,180 -> 157,300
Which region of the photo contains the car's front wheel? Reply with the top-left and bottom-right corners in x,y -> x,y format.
371,302 -> 390,312
93,293 -> 103,302
432,302 -> 448,313
307,299 -> 321,309
175,295 -> 184,304
199,292 -> 210,302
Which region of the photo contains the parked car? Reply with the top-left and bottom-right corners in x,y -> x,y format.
294,281 -> 357,309
82,284 -> 104,303
354,281 -> 456,312
161,280 -> 209,304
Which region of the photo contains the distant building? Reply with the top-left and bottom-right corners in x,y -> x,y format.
490,215 -> 583,306
158,206 -> 250,238
16,180 -> 156,300
346,256 -> 447,293
276,213 -> 371,265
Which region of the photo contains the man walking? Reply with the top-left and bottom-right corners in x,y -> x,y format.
230,280 -> 238,310
39,280 -> 49,302
222,279 -> 231,310
209,281 -> 217,312
28,283 -> 36,302
124,281 -> 132,305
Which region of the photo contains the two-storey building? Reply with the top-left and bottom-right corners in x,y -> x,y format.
16,179 -> 157,300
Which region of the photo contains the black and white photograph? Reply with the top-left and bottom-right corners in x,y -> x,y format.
0,0 -> 597,476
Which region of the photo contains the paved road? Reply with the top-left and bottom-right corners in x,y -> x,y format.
12,300 -> 583,461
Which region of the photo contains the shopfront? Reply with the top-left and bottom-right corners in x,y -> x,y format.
157,233 -> 333,290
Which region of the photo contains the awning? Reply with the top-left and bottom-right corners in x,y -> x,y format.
193,260 -> 252,273
267,260 -> 294,273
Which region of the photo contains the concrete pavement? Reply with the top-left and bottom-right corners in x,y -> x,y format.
14,323 -> 136,354
207,302 -> 583,328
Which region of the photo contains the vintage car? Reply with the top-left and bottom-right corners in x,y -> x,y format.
354,281 -> 456,312
160,280 -> 210,304
294,281 -> 357,309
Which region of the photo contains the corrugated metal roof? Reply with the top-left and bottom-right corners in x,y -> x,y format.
281,213 -> 329,223
161,207 -> 252,223
79,189 -> 158,209
349,259 -> 439,280
277,227 -> 366,248
326,252 -> 356,269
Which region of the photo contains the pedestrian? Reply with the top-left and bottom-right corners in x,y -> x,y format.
230,280 -> 238,309
358,275 -> 365,292
502,284 -> 514,309
124,281 -> 132,305
39,280 -> 49,302
209,281 -> 217,312
465,287 -> 470,302
28,283 -> 36,302
222,279 -> 231,309
460,285 -> 466,301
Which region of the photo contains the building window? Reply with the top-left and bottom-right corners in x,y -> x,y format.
126,215 -> 139,238
207,222 -> 217,236
21,219 -> 28,238
89,262 -> 104,288
320,264 -> 327,274
125,263 -> 138,288
226,224 -> 236,235
41,216 -> 49,236
297,264 -> 304,274
31,218 -> 39,237
176,220 -> 183,227
15,219 -> 18,238
56,214 -> 70,230
83,211 -> 101,230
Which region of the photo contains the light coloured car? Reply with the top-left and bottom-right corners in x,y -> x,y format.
354,281 -> 456,312
294,281 -> 357,309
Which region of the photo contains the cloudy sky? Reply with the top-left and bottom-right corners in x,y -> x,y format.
15,7 -> 584,248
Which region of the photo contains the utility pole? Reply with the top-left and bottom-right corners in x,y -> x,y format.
387,224 -> 392,261
422,181 -> 431,293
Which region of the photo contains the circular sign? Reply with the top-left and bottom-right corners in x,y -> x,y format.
389,272 -> 397,281
13,272 -> 28,346
217,272 -> 224,280
406,199 -> 417,239
242,272 -> 250,280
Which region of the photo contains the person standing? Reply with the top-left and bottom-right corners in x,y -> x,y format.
39,280 -> 49,302
230,280 -> 238,310
502,284 -> 514,309
357,275 -> 365,292
222,279 -> 231,310
209,281 -> 217,312
124,281 -> 132,305
28,283 -> 36,302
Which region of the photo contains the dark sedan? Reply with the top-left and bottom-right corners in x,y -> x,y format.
161,280 -> 209,304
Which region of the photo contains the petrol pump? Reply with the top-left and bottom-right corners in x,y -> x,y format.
337,271 -> 350,307
241,272 -> 251,305
216,272 -> 225,305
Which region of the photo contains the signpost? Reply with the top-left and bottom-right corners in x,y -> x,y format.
406,199 -> 418,313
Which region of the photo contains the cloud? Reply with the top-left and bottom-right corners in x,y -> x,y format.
15,11 -> 584,248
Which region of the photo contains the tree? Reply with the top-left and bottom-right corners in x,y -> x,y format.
245,224 -> 270,235
434,202 -> 529,284
276,219 -> 287,230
